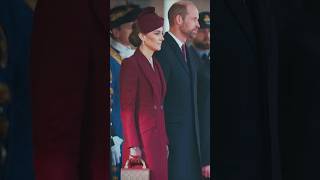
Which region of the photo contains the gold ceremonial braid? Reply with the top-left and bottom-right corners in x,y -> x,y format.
110,4 -> 134,22
110,48 -> 123,65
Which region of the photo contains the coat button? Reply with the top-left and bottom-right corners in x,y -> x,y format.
160,105 -> 163,110
154,105 -> 157,110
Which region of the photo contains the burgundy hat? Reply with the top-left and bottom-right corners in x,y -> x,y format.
137,7 -> 164,34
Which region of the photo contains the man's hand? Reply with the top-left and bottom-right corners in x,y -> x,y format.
202,165 -> 210,178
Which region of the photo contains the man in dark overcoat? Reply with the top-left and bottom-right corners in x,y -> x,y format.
155,1 -> 203,179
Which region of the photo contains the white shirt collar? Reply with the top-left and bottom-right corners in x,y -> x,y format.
168,31 -> 184,50
191,44 -> 210,58
110,38 -> 135,59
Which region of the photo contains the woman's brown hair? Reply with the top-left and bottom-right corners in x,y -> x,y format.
129,23 -> 142,47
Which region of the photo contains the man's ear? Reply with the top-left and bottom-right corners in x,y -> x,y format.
175,14 -> 183,25
111,28 -> 120,39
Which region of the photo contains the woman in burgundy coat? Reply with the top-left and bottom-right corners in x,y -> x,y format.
120,7 -> 169,180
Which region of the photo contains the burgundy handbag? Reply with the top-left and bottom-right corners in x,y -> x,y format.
121,158 -> 150,180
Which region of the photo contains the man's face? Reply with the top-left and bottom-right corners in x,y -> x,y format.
180,5 -> 200,39
112,21 -> 134,46
192,28 -> 210,50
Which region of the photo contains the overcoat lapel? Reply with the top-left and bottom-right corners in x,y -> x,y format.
135,50 -> 159,101
154,59 -> 166,101
164,33 -> 190,73
186,47 -> 201,159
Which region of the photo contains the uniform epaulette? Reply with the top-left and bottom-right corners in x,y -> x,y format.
110,47 -> 123,64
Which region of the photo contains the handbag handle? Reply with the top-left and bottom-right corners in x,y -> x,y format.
124,158 -> 147,169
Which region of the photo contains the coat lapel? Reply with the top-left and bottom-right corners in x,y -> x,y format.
135,50 -> 159,101
164,33 -> 190,73
154,59 -> 166,101
185,45 -> 202,158
225,0 -> 256,52
186,47 -> 197,85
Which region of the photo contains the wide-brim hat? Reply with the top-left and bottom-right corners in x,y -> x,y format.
110,4 -> 142,29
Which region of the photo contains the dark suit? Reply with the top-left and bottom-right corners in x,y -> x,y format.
188,45 -> 210,166
155,32 -> 201,180
213,0 -> 281,179
30,0 -> 107,179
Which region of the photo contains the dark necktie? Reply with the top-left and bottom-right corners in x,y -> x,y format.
181,44 -> 187,63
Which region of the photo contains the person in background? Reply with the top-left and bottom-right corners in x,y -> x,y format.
188,11 -> 211,179
109,4 -> 141,179
120,7 -> 169,180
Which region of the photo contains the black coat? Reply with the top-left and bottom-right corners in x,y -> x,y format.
277,1 -> 320,179
155,33 -> 202,180
213,0 -> 281,179
188,45 -> 211,166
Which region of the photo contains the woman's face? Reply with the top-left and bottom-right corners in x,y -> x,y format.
143,27 -> 164,51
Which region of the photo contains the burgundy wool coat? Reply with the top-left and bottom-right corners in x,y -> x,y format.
120,49 -> 168,180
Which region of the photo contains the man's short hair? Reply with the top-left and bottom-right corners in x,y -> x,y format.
168,2 -> 188,26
